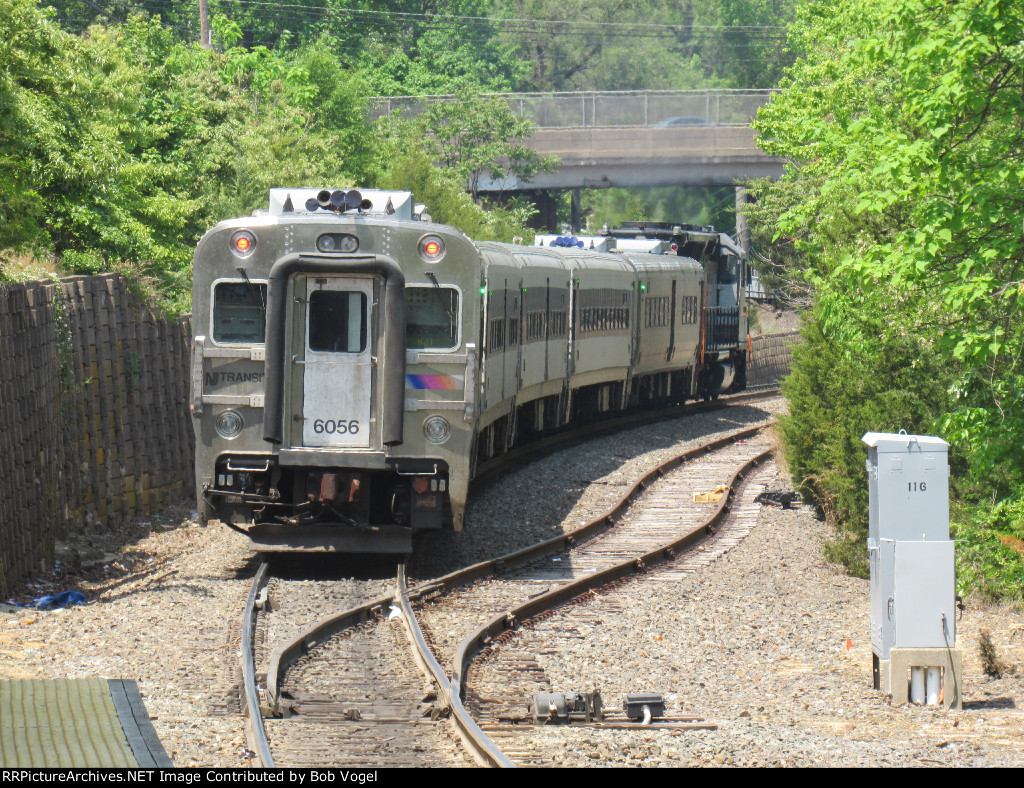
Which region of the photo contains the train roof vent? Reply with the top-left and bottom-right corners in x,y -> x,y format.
268,188 -> 415,219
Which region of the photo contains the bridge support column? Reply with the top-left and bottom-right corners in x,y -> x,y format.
570,188 -> 582,234
522,190 -> 559,232
735,186 -> 750,252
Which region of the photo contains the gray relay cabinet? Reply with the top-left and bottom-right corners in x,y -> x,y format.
863,432 -> 961,708
866,432 -> 950,543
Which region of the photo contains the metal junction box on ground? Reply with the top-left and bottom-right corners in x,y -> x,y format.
879,539 -> 956,651
865,432 -> 950,543
862,432 -> 962,708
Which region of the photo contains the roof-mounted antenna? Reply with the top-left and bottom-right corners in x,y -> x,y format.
385,197 -> 395,215
282,194 -> 294,213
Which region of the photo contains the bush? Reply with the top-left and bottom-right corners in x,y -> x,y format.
61,249 -> 107,276
780,307 -> 954,576
953,495 -> 1024,606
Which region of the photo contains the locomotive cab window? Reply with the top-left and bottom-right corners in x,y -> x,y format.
406,286 -> 460,349
309,290 -> 367,352
213,281 -> 267,344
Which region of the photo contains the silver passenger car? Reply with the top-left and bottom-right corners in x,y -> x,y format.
191,191 -> 747,553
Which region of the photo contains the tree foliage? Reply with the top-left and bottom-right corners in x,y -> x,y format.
2,0 -> 799,312
45,0 -> 795,92
0,3 -> 544,310
393,88 -> 558,199
779,309 -> 955,577
582,186 -> 739,235
497,0 -> 793,91
752,0 -> 1024,593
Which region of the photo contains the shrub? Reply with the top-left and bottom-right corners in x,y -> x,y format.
953,494 -> 1024,606
780,307 -> 954,576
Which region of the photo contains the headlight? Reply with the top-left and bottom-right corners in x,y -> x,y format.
215,409 -> 244,439
423,415 -> 451,444
317,233 -> 359,253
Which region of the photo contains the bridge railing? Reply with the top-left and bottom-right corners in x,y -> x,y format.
370,89 -> 778,129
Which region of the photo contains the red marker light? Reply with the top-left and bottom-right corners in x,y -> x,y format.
231,230 -> 256,257
418,235 -> 445,262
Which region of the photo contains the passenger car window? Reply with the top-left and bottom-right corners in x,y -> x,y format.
309,290 -> 367,352
406,286 -> 459,349
213,281 -> 266,343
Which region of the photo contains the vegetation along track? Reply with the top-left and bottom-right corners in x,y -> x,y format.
240,399 -> 777,767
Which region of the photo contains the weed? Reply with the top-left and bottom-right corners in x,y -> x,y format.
978,629 -> 1004,678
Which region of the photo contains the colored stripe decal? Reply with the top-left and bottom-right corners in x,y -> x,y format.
406,374 -> 463,390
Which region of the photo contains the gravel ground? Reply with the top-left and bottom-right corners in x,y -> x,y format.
0,510 -> 256,767
2,397 -> 1020,767
409,402 -> 781,578
513,462 -> 1024,767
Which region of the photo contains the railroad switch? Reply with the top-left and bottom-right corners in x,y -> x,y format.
529,691 -> 603,724
623,692 -> 666,723
754,490 -> 802,509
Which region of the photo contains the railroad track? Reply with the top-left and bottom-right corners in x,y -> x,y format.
474,387 -> 778,483
470,459 -> 776,764
240,397 -> 780,767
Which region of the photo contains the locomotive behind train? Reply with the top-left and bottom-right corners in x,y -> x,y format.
191,188 -> 748,552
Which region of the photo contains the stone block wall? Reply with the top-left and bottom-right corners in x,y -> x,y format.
0,274 -> 194,595
748,330 -> 800,389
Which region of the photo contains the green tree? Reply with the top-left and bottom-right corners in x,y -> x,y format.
752,0 -> 1024,589
395,88 -> 558,199
0,0 -> 125,254
496,0 -> 794,91
583,186 -> 739,235
779,310 -> 955,576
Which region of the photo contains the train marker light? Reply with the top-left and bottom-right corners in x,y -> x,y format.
230,230 -> 256,257
418,234 -> 446,262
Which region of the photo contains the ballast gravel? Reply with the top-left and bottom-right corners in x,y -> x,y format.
512,464 -> 1024,767
1,398 -> 1021,767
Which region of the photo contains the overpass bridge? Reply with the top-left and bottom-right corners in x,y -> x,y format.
371,90 -> 784,191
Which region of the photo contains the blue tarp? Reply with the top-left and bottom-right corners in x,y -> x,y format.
32,590 -> 88,609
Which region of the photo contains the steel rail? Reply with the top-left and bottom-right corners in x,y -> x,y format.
257,421 -> 773,766
241,561 -> 275,768
264,592 -> 395,710
474,387 -> 779,483
262,416 -> 774,711
448,445 -> 773,734
395,566 -> 515,768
